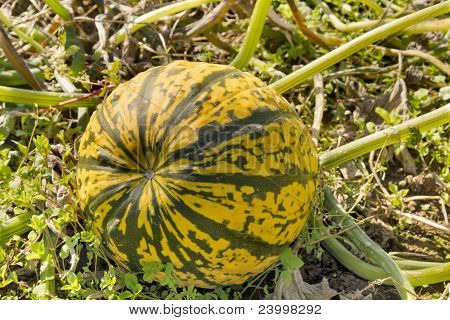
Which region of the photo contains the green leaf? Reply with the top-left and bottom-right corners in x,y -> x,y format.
366,121 -> 376,134
40,259 -> 55,282
414,88 -> 429,100
33,194 -> 47,201
280,248 -> 304,270
0,268 -> 17,288
0,114 -> 15,141
124,273 -> 142,294
35,135 -> 50,157
12,140 -> 28,155
375,107 -> 391,124
438,86 -> 450,101
102,58 -> 122,85
118,291 -> 133,300
0,162 -> 11,177
142,261 -> 164,283
388,183 -> 398,194
64,45 -> 81,57
159,263 -> 178,288
27,241 -> 46,260
280,269 -> 293,284
0,278 -> 13,288
100,271 -> 116,291
64,26 -> 85,75
59,235 -> 79,259
59,244 -> 70,259
0,264 -> 7,279
32,283 -> 52,299
61,271 -> 80,291
29,214 -> 45,232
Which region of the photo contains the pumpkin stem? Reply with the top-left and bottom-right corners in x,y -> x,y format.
319,103 -> 450,169
0,85 -> 100,107
110,0 -> 221,46
323,188 -> 416,300
269,1 -> 450,93
0,213 -> 31,246
42,0 -> 72,21
322,234 -> 450,288
230,0 -> 272,69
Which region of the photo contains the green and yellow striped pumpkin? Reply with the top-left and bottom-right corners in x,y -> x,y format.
76,61 -> 319,288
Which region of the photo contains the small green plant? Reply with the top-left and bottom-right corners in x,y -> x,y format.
375,107 -> 404,126
279,248 -> 304,284
387,183 -> 409,209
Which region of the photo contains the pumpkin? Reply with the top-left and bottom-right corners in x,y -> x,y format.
76,61 -> 319,288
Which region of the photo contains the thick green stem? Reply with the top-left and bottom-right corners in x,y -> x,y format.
1,215 -> 56,297
41,230 -> 57,298
320,103 -> 450,169
230,0 -> 272,69
324,188 -> 415,299
111,0 -> 219,46
316,0 -> 448,34
403,263 -> 450,287
0,24 -> 46,90
0,213 -> 31,246
0,68 -> 43,86
358,0 -> 384,14
43,0 -> 72,21
0,57 -> 43,68
269,1 -> 450,93
0,10 -> 45,52
392,257 -> 444,270
322,237 -> 450,287
0,85 -> 99,107
379,0 -> 404,13
322,236 -> 392,280
406,18 -> 450,34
